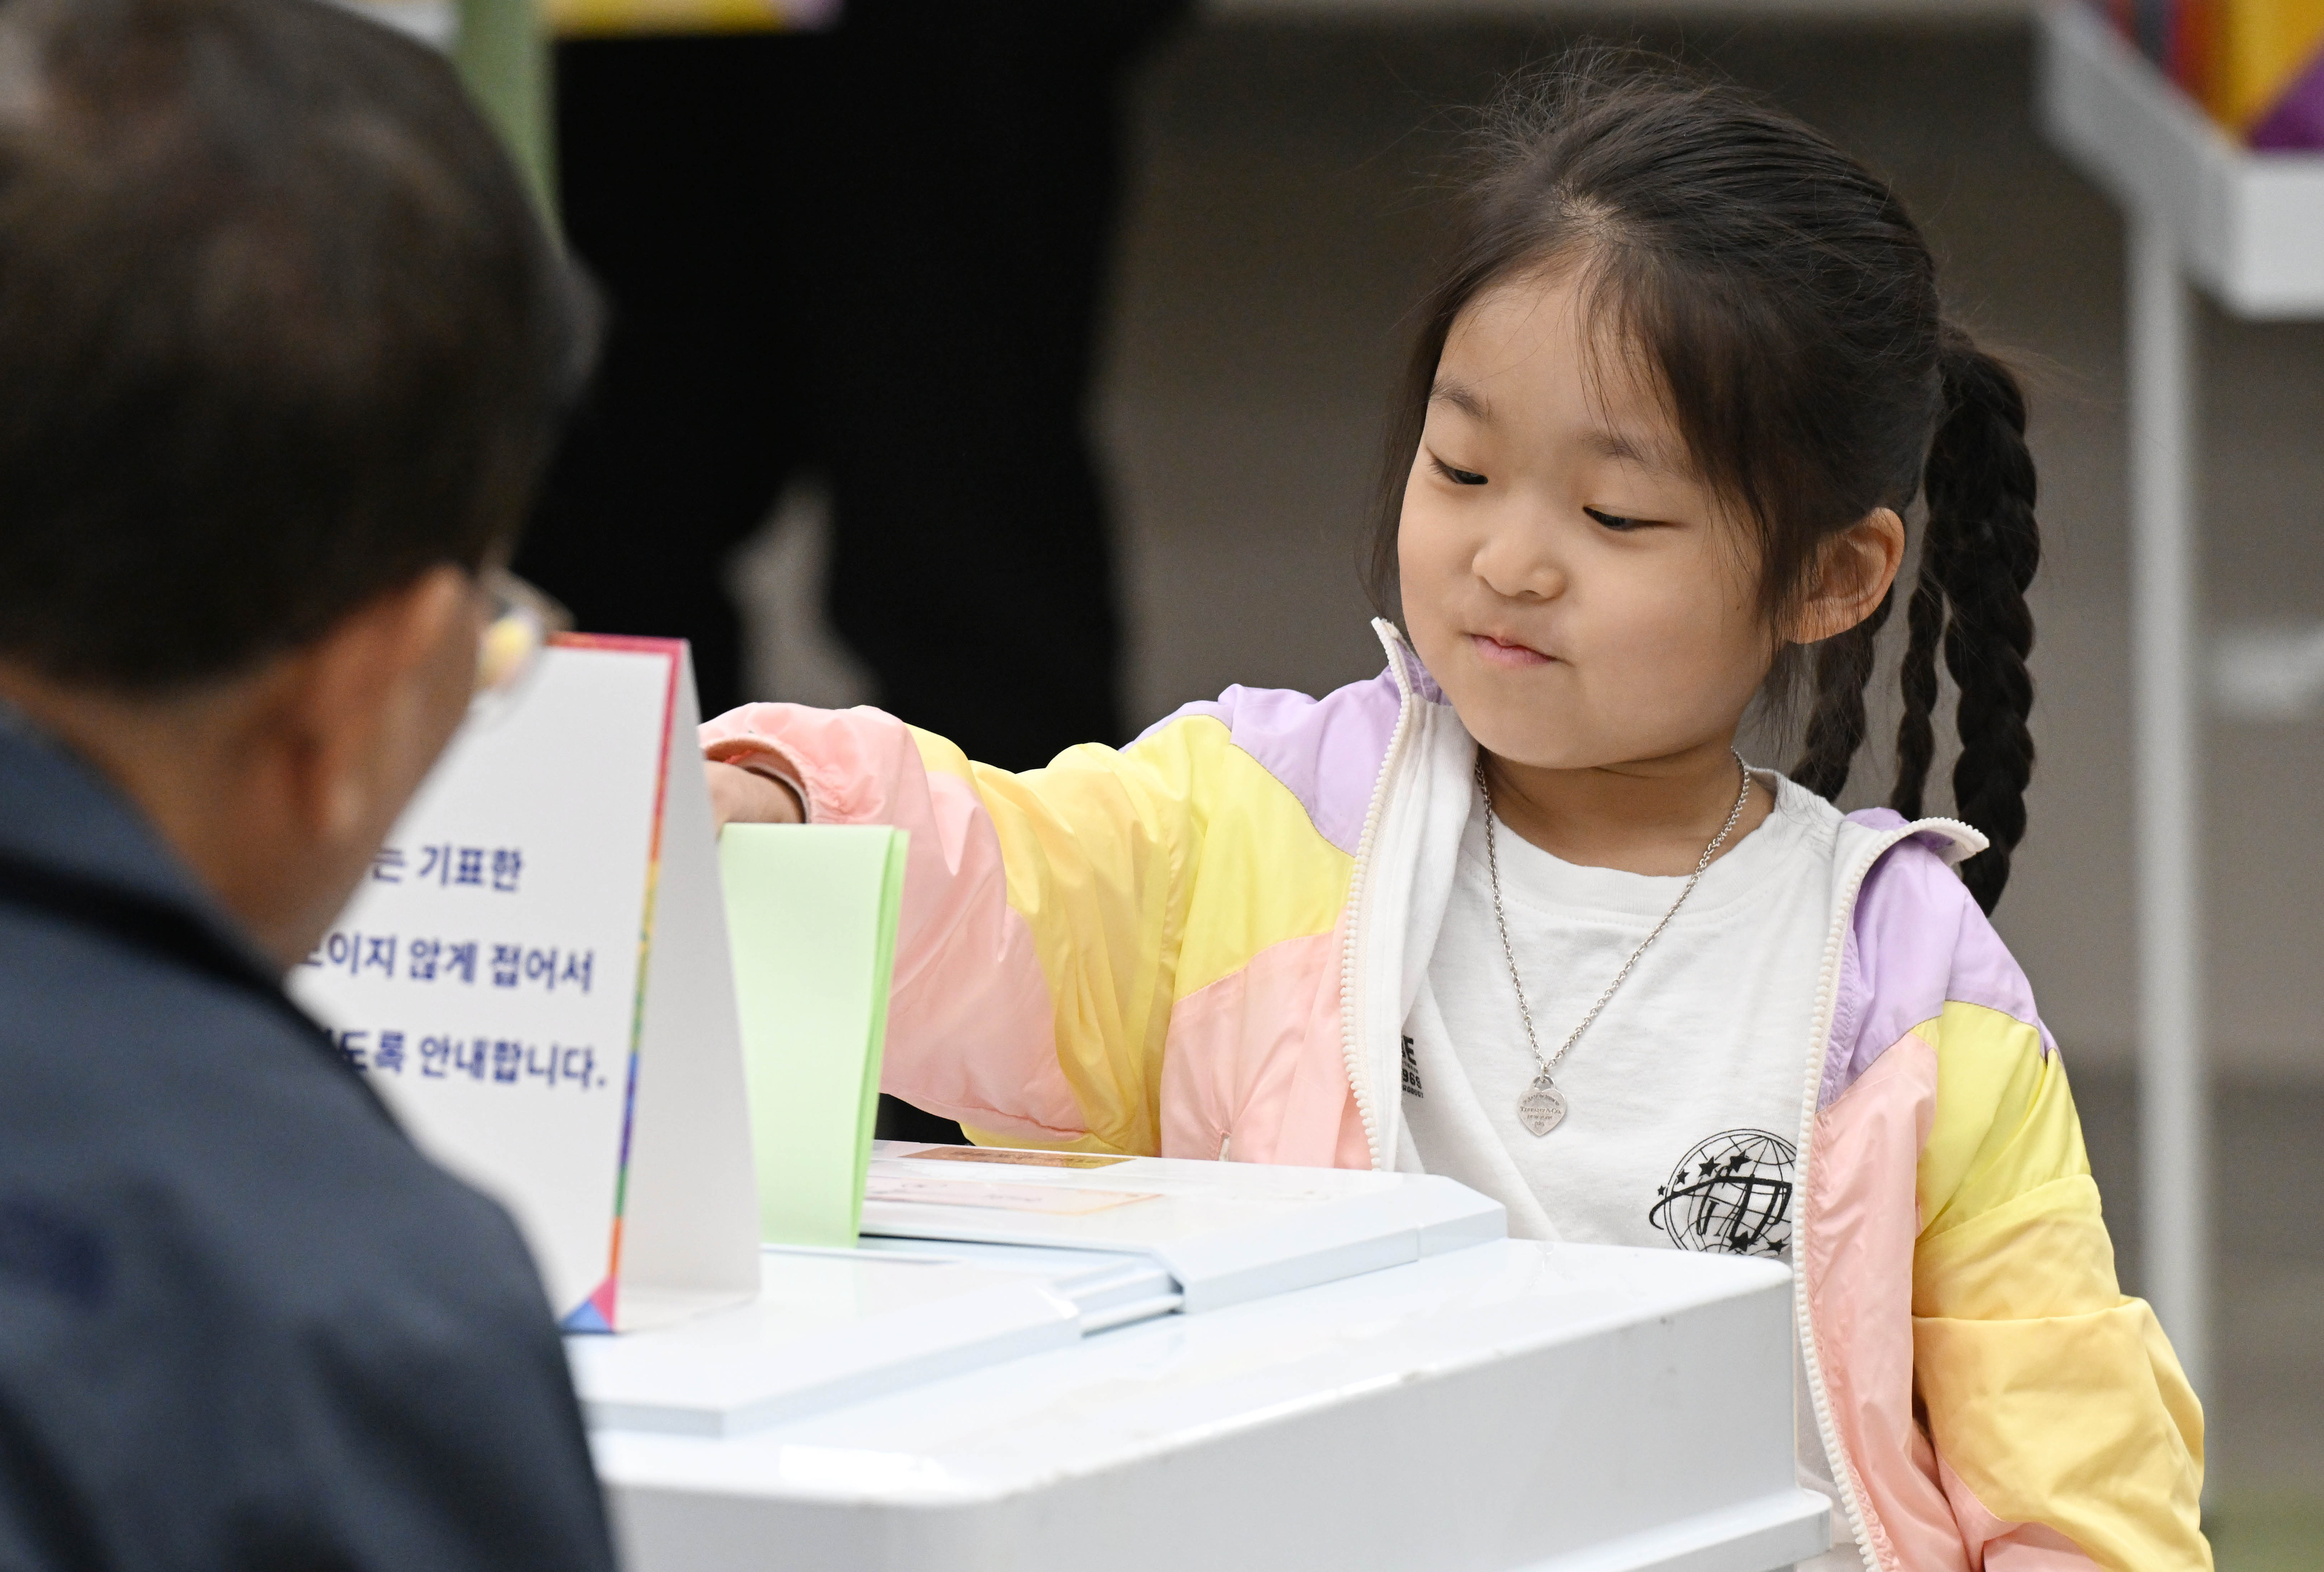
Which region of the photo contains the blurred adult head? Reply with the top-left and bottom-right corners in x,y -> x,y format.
0,0 -> 595,964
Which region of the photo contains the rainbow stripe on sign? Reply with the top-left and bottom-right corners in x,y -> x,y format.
547,633 -> 683,1336
2091,0 -> 2324,147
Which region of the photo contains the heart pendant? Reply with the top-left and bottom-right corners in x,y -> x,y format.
1517,1081 -> 1568,1137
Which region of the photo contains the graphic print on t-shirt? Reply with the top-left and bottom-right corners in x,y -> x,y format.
1401,1035 -> 1423,1098
1647,1129 -> 1796,1257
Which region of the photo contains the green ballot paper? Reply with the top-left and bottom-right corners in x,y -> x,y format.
718,823 -> 909,1247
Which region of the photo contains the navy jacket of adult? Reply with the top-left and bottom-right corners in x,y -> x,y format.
0,709 -> 618,1571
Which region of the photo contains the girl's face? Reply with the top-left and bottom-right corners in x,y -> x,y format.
1398,270 -> 1777,774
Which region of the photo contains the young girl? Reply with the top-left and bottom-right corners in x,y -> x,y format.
702,61 -> 2207,1572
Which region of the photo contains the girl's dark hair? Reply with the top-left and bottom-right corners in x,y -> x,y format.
1367,55 -> 2039,912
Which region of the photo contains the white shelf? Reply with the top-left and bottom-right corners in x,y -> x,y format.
2040,1 -> 2324,319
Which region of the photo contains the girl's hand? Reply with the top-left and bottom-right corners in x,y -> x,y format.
707,759 -> 805,831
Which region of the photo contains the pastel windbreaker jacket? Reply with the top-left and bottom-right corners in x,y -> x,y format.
702,620 -> 2209,1572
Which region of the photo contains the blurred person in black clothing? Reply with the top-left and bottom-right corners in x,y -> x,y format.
0,1 -> 614,1565
525,0 -> 1188,770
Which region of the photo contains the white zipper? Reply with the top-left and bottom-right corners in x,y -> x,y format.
1339,622 -> 1421,1172
1792,814 -> 1978,1572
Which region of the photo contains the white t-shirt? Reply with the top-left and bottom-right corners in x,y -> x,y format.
1397,769 -> 1860,1570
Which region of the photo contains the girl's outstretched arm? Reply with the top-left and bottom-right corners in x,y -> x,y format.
701,702 -> 1225,1155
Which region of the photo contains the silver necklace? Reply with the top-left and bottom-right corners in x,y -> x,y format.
1477,751 -> 1753,1137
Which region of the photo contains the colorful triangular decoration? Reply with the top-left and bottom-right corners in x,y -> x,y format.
560,1275 -> 619,1334
2251,48 -> 2324,148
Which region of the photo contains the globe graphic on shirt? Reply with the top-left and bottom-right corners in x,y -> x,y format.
1647,1128 -> 1797,1258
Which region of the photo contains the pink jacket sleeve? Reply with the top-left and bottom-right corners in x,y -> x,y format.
701,702 -> 1200,1155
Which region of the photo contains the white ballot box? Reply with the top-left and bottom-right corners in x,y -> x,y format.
576,1149 -> 1828,1572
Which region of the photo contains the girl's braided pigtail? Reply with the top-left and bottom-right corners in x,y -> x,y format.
1789,586 -> 1893,802
1894,326 -> 2040,913
1889,516 -> 1951,820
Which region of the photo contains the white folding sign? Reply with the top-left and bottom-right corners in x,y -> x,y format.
289,635 -> 758,1332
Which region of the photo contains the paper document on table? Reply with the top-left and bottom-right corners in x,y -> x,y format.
720,824 -> 908,1248
861,1175 -> 1160,1215
903,1147 -> 1130,1170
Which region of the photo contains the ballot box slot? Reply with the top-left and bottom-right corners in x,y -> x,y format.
1077,1291 -> 1186,1334
1049,1256 -> 1188,1333
859,1234 -> 1189,1335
